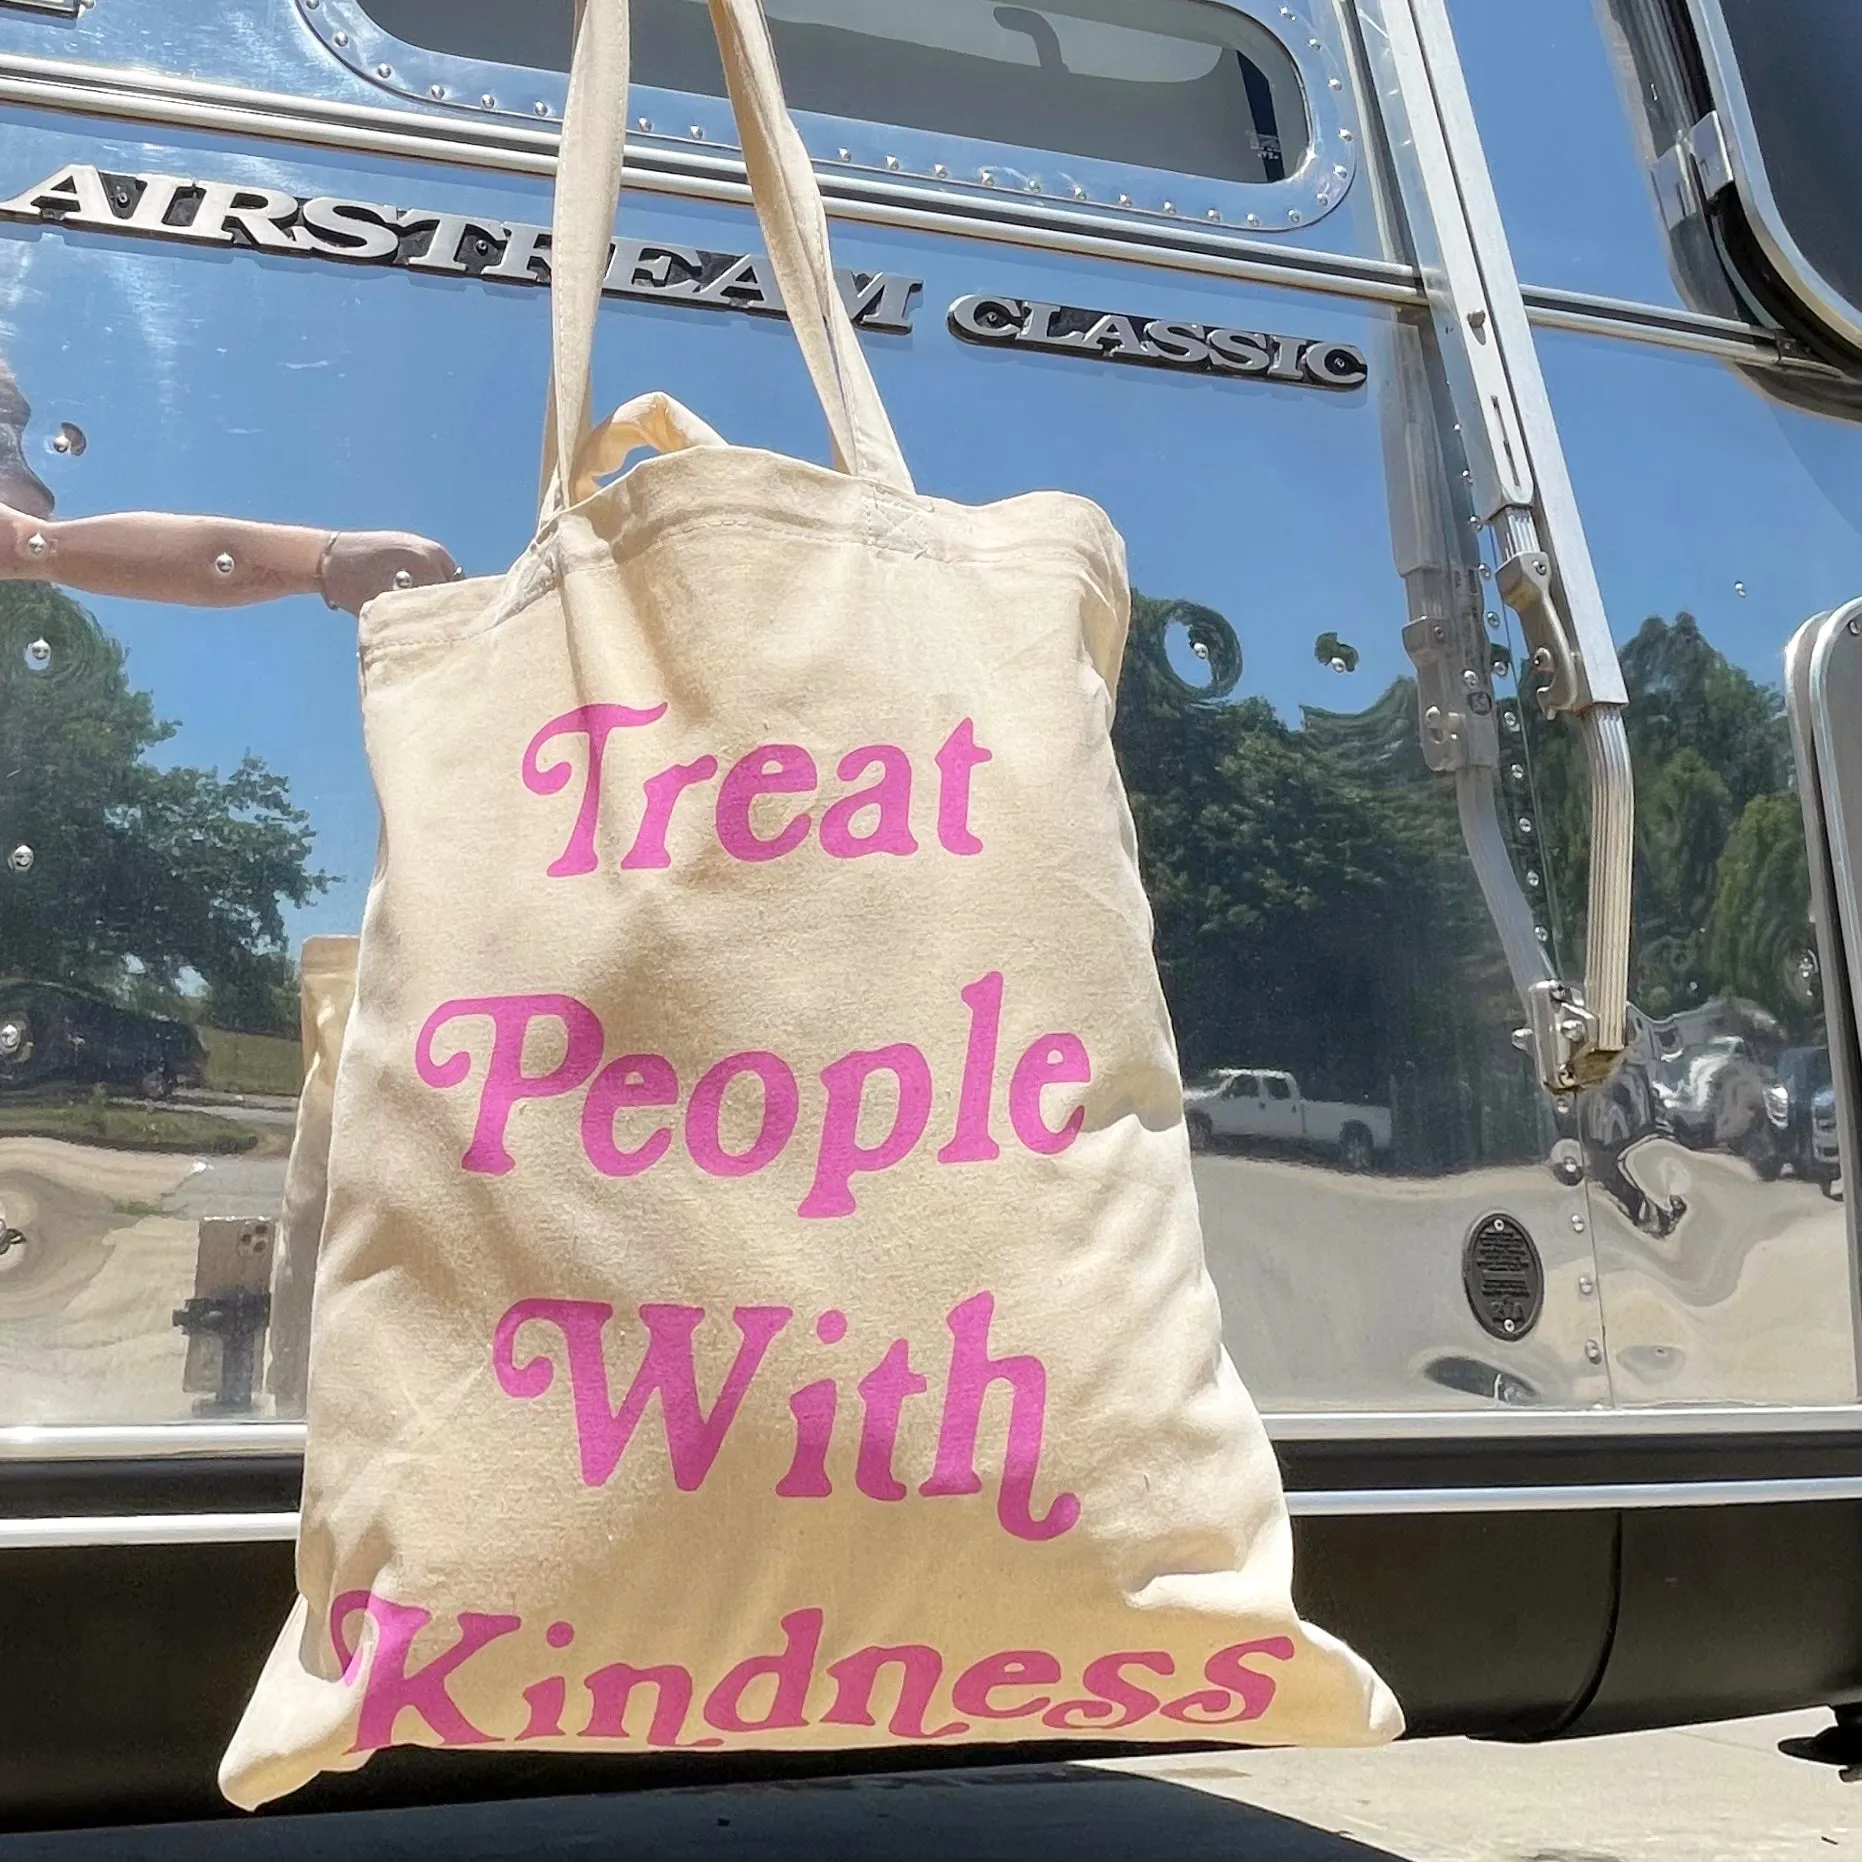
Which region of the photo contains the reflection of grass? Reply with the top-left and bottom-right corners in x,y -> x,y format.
200,1027 -> 302,1098
0,1092 -> 256,1155
110,1197 -> 171,1219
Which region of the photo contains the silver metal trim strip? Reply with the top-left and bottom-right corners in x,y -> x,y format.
0,1511 -> 298,1549
1267,1404 -> 1862,1440
2,1405 -> 1860,1464
1288,1477 -> 1862,1515
5,1476 -> 1861,1545
0,1423 -> 305,1460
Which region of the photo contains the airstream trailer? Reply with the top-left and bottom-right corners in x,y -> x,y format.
3,0 -> 1862,1824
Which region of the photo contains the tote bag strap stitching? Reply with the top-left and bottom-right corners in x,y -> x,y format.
543,0 -> 913,529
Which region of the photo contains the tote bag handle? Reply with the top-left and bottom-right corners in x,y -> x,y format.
544,0 -> 915,522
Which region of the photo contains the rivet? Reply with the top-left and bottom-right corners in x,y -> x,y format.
1461,668 -> 1479,690
934,164 -> 950,179
1280,6 -> 1294,14
1569,1213 -> 1586,1233
24,531 -> 46,557
884,155 -> 900,171
23,637 -> 50,671
7,844 -> 33,874
376,63 -> 393,79
1162,200 -> 1176,214
1848,616 -> 1861,638
1339,127 -> 1353,141
1288,208 -> 1303,223
304,0 -> 318,8
1734,580 -> 1747,598
1329,76 -> 1342,90
1510,763 -> 1526,780
481,93 -> 496,109
837,148 -> 851,162
1585,1340 -> 1604,1365
214,552 -> 235,576
1534,924 -> 1549,943
1334,163 -> 1348,177
1485,609 -> 1499,626
430,83 -> 445,99
1205,207 -> 1220,220
689,125 -> 705,140
0,1021 -> 21,1056
393,568 -> 414,589
1526,869 -> 1541,888
1026,178 -> 1042,192
1503,710 -> 1521,733
1309,35 -> 1322,47
332,29 -> 347,45
1578,1275 -> 1595,1296
637,117 -> 653,131
1246,212 -> 1260,226
534,101 -> 551,116
1518,816 -> 1534,835
1117,193 -> 1132,207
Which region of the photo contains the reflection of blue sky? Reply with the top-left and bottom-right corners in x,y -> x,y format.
0,118 -> 1396,938
0,1 -> 1860,948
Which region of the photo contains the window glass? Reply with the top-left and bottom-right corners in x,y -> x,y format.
359,0 -> 1310,187
1266,1074 -> 1292,1099
1227,1073 -> 1261,1098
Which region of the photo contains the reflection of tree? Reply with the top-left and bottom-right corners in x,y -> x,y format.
1113,591 -> 1540,1170
1528,613 -> 1811,1030
0,583 -> 326,1035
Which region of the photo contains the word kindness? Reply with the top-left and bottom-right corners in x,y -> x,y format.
419,971 -> 1087,1217
333,1592 -> 1295,1754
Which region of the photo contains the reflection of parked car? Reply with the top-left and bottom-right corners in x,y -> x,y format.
1751,1045 -> 1838,1187
1183,1067 -> 1391,1170
0,980 -> 205,1098
1646,1034 -> 1770,1154
1812,1083 -> 1842,1194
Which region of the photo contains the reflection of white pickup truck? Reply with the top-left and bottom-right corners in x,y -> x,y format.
1182,1068 -> 1392,1171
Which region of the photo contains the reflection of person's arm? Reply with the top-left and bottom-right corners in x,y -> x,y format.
0,504 -> 457,616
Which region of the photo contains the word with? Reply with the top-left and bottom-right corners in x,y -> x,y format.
523,709 -> 992,878
332,1591 -> 1296,1753
950,293 -> 1369,390
494,1290 -> 1077,1541
416,971 -> 1089,1216
0,165 -> 922,330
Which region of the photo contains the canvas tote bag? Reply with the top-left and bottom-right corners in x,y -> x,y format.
221,0 -> 1399,1805
265,936 -> 359,1416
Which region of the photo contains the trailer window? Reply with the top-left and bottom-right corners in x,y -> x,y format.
341,0 -> 1314,192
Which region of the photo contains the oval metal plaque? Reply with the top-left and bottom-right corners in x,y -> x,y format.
1462,1212 -> 1545,1342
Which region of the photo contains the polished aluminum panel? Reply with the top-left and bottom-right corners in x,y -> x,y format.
1540,325 -> 1862,1404
0,105 -> 1612,1428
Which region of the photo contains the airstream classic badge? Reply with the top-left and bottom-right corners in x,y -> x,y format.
950,293 -> 1369,389
0,163 -> 922,330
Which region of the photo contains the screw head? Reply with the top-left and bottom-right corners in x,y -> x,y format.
1585,1339 -> 1604,1365
0,1021 -> 21,1056
392,568 -> 414,589
534,100 -> 551,116
481,93 -> 497,109
23,637 -> 50,671
332,28 -> 347,45
7,844 -> 33,874
376,62 -> 393,78
430,83 -> 445,99
214,552 -> 236,575
1578,1275 -> 1596,1296
24,531 -> 46,557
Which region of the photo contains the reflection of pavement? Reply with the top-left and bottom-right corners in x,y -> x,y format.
1594,1141 -> 1854,1405
1193,1151 -> 1596,1411
0,1131 -> 287,1425
1197,1146 -> 1857,1410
